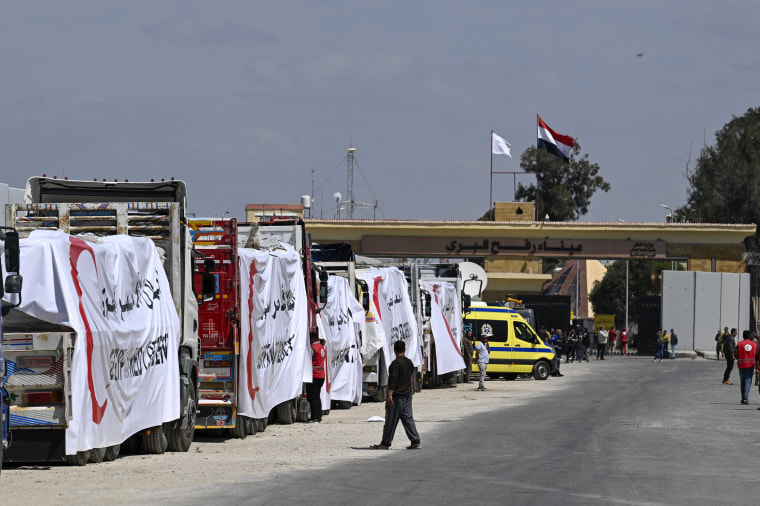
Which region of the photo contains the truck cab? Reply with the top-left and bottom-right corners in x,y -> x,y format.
465,306 -> 557,381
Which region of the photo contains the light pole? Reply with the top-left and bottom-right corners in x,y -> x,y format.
658,203 -> 673,223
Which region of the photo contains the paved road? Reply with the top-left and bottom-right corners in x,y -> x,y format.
168,357 -> 757,505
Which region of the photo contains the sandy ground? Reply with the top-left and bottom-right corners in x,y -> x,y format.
2,364 -> 598,505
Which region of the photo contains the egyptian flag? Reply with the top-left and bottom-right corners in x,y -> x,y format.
537,115 -> 574,162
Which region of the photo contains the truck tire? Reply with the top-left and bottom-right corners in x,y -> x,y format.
503,373 -> 518,381
66,450 -> 91,466
373,385 -> 386,403
255,418 -> 268,433
104,444 -> 121,461
533,361 -> 551,381
167,382 -> 196,453
141,425 -> 167,455
296,397 -> 311,423
245,417 -> 257,436
277,399 -> 297,425
334,400 -> 352,410
88,447 -> 106,463
231,414 -> 247,440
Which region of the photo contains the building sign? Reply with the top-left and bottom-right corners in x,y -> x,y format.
362,236 -> 666,259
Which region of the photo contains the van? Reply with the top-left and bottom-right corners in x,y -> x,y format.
465,306 -> 557,380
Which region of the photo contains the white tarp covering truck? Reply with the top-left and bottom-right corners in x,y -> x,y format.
2,177 -> 212,465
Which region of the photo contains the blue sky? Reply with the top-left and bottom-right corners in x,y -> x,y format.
2,1 -> 758,223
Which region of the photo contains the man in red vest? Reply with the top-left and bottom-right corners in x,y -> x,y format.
307,334 -> 326,423
736,330 -> 757,405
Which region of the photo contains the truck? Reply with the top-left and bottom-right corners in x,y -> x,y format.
2,177 -> 214,465
312,242 -> 368,410
359,266 -> 423,401
240,217 -> 328,423
410,263 -> 468,388
190,218 -> 260,437
0,227 -> 23,473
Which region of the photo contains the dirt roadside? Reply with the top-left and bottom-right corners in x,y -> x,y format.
2,365 -> 593,505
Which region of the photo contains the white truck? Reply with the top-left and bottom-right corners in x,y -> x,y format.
2,177 -> 213,465
410,263 -> 468,387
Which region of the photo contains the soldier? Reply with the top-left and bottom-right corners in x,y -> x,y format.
462,330 -> 474,383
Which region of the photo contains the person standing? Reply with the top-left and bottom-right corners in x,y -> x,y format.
670,329 -> 678,359
654,329 -> 665,362
662,329 -> 671,359
596,326 -> 609,360
609,327 -> 617,354
462,330 -> 474,384
371,340 -> 421,450
620,327 -> 629,355
549,329 -> 564,377
307,334 -> 326,423
736,330 -> 757,404
475,333 -> 491,391
565,328 -> 577,363
723,328 -> 737,385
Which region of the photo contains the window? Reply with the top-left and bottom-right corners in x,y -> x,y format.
513,321 -> 537,343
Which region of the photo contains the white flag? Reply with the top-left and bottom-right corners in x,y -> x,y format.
492,132 -> 512,157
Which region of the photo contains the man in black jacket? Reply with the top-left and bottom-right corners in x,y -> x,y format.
371,340 -> 421,450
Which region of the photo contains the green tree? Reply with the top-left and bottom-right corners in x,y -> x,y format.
678,106 -> 760,249
514,142 -> 610,221
589,259 -> 676,328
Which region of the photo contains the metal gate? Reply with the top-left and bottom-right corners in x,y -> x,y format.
637,296 -> 661,355
516,295 -> 572,333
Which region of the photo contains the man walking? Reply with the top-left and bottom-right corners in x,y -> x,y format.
371,340 -> 421,450
475,332 -> 491,391
596,326 -> 609,360
670,328 -> 678,359
462,330 -> 474,383
723,328 -> 737,385
736,330 -> 757,404
307,334 -> 326,423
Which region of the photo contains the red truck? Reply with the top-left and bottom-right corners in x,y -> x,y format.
190,218 -> 265,437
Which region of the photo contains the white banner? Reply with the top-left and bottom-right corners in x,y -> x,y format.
237,245 -> 309,419
12,230 -> 180,454
421,280 -> 465,375
361,267 -> 422,368
319,276 -> 364,405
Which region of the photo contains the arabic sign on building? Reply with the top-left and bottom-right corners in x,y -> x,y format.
362,236 -> 666,259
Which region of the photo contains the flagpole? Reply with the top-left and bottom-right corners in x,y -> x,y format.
535,115 -> 540,221
490,131 -> 494,221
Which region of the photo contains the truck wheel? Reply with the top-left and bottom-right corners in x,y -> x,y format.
335,400 -> 352,410
373,386 -> 386,403
104,444 -> 121,461
88,447 -> 106,463
245,417 -> 257,436
276,399 -> 296,424
141,425 -> 167,455
231,414 -> 247,440
255,418 -> 268,433
503,373 -> 518,381
167,383 -> 196,452
533,361 -> 551,381
296,397 -> 311,423
65,450 -> 91,466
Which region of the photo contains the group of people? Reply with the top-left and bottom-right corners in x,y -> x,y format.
540,325 -> 630,366
653,328 -> 679,362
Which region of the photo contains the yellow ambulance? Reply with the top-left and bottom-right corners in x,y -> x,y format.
465,306 -> 557,380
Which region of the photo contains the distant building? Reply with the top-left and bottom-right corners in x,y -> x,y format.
245,203 -> 304,223
542,259 -> 607,319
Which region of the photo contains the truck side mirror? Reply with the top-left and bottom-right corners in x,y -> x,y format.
423,291 -> 432,319
319,270 -> 329,305
5,274 -> 22,295
462,293 -> 471,314
356,279 -> 370,312
201,272 -> 216,303
3,229 -> 20,273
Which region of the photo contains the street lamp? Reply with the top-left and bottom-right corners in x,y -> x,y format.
658,204 -> 673,223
